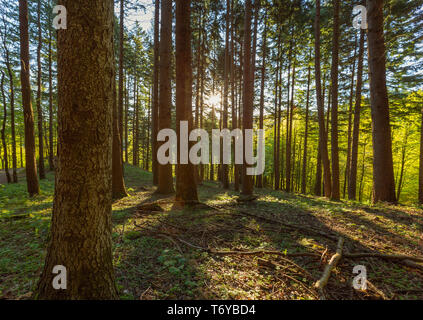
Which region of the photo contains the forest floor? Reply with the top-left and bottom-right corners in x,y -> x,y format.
1,164 -> 423,300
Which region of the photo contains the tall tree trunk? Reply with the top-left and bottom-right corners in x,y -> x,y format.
157,0 -> 174,194
344,34 -> 358,198
0,72 -> 11,183
175,0 -> 198,204
19,0 -> 39,196
274,57 -> 280,190
118,0 -> 125,153
286,52 -> 295,193
36,0 -> 118,299
419,101 -> 423,204
124,74 -> 129,163
314,0 -> 331,198
48,22 -> 54,172
36,0 -> 45,179
1,20 -> 18,182
301,53 -> 312,194
330,0 -> 340,200
242,0 -> 253,196
112,70 -> 127,198
396,125 -> 408,202
367,0 -> 396,203
348,30 -> 365,201
146,87 -> 151,171
257,11 -> 267,188
112,0 -> 127,198
152,0 -> 160,185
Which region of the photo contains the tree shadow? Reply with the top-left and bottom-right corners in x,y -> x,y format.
114,182 -> 423,300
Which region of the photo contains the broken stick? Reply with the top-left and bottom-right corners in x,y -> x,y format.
314,237 -> 344,297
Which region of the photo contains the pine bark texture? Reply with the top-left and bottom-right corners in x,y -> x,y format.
175,0 -> 198,204
36,0 -> 118,299
157,0 -> 174,194
19,0 -> 40,196
330,0 -> 340,200
314,0 -> 331,198
348,30 -> 365,201
242,0 -> 254,196
366,0 -> 397,203
152,0 -> 160,185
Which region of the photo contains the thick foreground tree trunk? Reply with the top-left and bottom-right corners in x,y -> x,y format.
367,0 -> 396,203
36,0 -> 118,299
175,0 -> 198,204
19,0 -> 39,196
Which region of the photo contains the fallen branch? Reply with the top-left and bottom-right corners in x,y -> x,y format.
209,248 -> 319,259
314,237 -> 344,298
344,253 -> 423,264
257,258 -> 318,298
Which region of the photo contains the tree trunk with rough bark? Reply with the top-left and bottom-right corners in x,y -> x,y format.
152,0 -> 160,185
367,0 -> 396,203
314,0 -> 331,198
175,0 -> 198,205
36,0 -> 45,179
1,72 -> 11,183
242,0 -> 254,196
330,0 -> 340,200
19,0 -> 39,196
157,0 -> 174,194
36,0 -> 118,299
348,30 -> 365,201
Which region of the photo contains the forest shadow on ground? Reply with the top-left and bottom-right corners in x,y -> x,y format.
0,165 -> 422,300
112,168 -> 423,300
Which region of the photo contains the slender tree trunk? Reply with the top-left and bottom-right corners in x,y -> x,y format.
112,0 -> 127,198
124,74 -> 129,163
0,72 -> 11,183
118,0 -> 125,153
146,87 -> 151,171
344,34 -> 358,198
274,57 -> 280,190
286,54 -> 295,193
348,30 -> 365,201
48,23 -> 54,172
301,53 -> 312,194
2,20 -> 18,182
112,70 -> 127,198
257,12 -> 267,188
367,0 -> 396,203
330,0 -> 340,200
396,126 -> 408,202
314,0 -> 331,198
242,0 -> 253,196
19,0 -> 39,196
36,0 -> 118,299
419,101 -> 423,204
36,0 -> 45,179
157,0 -> 174,194
152,0 -> 160,185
